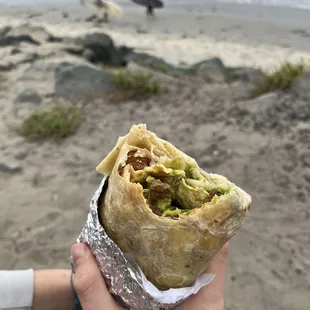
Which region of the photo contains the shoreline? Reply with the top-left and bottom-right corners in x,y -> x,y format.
2,0 -> 310,26
1,4 -> 310,71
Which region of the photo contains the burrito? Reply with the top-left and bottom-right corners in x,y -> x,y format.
97,124 -> 251,290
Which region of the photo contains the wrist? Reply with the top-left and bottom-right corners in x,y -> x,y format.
32,270 -> 75,310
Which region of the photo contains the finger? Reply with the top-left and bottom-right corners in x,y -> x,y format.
202,242 -> 229,305
71,243 -> 119,310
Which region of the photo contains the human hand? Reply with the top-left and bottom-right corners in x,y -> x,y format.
71,243 -> 122,310
71,242 -> 228,310
174,243 -> 228,310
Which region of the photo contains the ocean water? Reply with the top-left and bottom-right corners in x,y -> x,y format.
1,0 -> 310,11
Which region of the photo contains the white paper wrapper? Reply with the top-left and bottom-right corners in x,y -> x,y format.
76,176 -> 214,309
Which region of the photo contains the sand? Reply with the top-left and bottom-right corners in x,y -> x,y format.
2,3 -> 310,70
0,2 -> 309,310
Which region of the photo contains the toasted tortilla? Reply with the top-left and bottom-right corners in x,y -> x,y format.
97,124 -> 251,290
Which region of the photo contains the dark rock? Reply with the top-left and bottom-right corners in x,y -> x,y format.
14,52 -> 39,65
0,35 -> 39,47
125,52 -> 184,75
191,57 -> 226,83
117,45 -> 134,65
62,12 -> 69,18
55,61 -> 116,99
0,163 -> 22,174
9,25 -> 56,43
11,47 -> 22,55
0,24 -> 60,47
0,26 -> 12,39
125,52 -> 174,69
0,61 -> 14,71
82,48 -> 96,62
0,52 -> 39,71
225,66 -> 264,84
14,89 -> 42,104
16,57 -> 117,98
192,57 -> 225,70
85,14 -> 97,22
74,32 -> 123,66
61,44 -> 84,58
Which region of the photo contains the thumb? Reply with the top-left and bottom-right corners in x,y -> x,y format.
71,243 -> 119,310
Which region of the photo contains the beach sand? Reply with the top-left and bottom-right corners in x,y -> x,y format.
0,2 -> 309,310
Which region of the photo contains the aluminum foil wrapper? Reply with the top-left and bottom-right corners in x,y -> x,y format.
76,176 -> 214,310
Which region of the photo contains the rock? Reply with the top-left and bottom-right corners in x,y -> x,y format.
125,52 -> 176,71
13,52 -> 39,64
0,163 -> 22,174
59,44 -> 85,58
0,34 -> 39,47
0,24 -> 60,47
19,42 -> 84,60
14,56 -> 117,99
0,26 -> 11,39
85,14 -> 97,22
62,12 -> 69,18
73,32 -> 124,66
15,58 -> 62,97
14,89 -> 42,104
125,52 -> 192,76
191,57 -> 226,83
55,62 -> 116,99
291,73 -> 310,100
11,47 -> 22,55
0,61 -> 14,71
118,45 -> 134,64
191,58 -> 264,83
82,48 -> 96,62
225,66 -> 264,84
0,52 -> 39,71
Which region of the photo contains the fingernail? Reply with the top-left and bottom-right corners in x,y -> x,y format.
71,243 -> 88,264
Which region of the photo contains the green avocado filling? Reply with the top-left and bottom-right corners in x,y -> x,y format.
125,153 -> 229,218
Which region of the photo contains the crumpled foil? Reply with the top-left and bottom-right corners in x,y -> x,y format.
76,176 -> 214,310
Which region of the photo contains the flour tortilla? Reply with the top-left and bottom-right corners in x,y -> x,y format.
97,124 -> 251,290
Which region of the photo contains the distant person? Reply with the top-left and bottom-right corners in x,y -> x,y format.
82,0 -> 109,23
146,0 -> 154,17
103,8 -> 109,23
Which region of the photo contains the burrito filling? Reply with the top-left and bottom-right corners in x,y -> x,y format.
120,151 -> 230,218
